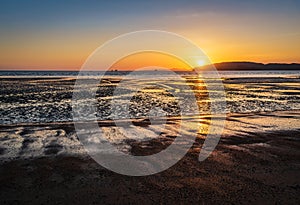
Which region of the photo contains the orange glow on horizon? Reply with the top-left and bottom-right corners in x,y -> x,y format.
0,28 -> 299,71
109,52 -> 193,71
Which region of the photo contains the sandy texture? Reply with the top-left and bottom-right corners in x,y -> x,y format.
0,111 -> 300,204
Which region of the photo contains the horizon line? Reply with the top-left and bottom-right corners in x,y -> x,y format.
1,61 -> 300,71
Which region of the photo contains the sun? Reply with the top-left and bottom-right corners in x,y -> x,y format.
196,59 -> 205,67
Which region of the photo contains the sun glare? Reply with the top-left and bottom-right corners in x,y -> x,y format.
197,59 -> 205,67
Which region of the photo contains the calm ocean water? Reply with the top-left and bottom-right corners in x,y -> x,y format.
0,70 -> 299,124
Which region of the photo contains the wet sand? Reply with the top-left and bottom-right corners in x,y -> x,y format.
2,76 -> 300,124
0,111 -> 300,204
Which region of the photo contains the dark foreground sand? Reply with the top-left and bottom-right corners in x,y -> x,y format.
0,111 -> 300,204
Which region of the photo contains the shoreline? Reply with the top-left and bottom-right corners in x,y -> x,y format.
1,109 -> 300,127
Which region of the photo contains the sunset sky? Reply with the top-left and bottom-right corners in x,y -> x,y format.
0,0 -> 299,70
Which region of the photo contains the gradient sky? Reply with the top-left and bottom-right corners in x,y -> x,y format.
0,0 -> 299,70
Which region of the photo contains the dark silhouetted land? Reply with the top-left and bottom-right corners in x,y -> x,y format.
202,62 -> 300,70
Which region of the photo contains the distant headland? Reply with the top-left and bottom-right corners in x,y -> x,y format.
201,62 -> 300,71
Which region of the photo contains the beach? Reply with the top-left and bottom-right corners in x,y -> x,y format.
0,111 -> 300,204
0,73 -> 300,204
1,0 -> 300,204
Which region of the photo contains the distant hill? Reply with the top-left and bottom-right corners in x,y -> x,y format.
201,62 -> 300,71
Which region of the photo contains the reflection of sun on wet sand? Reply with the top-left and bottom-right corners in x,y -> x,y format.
0,111 -> 300,204
0,74 -> 300,204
